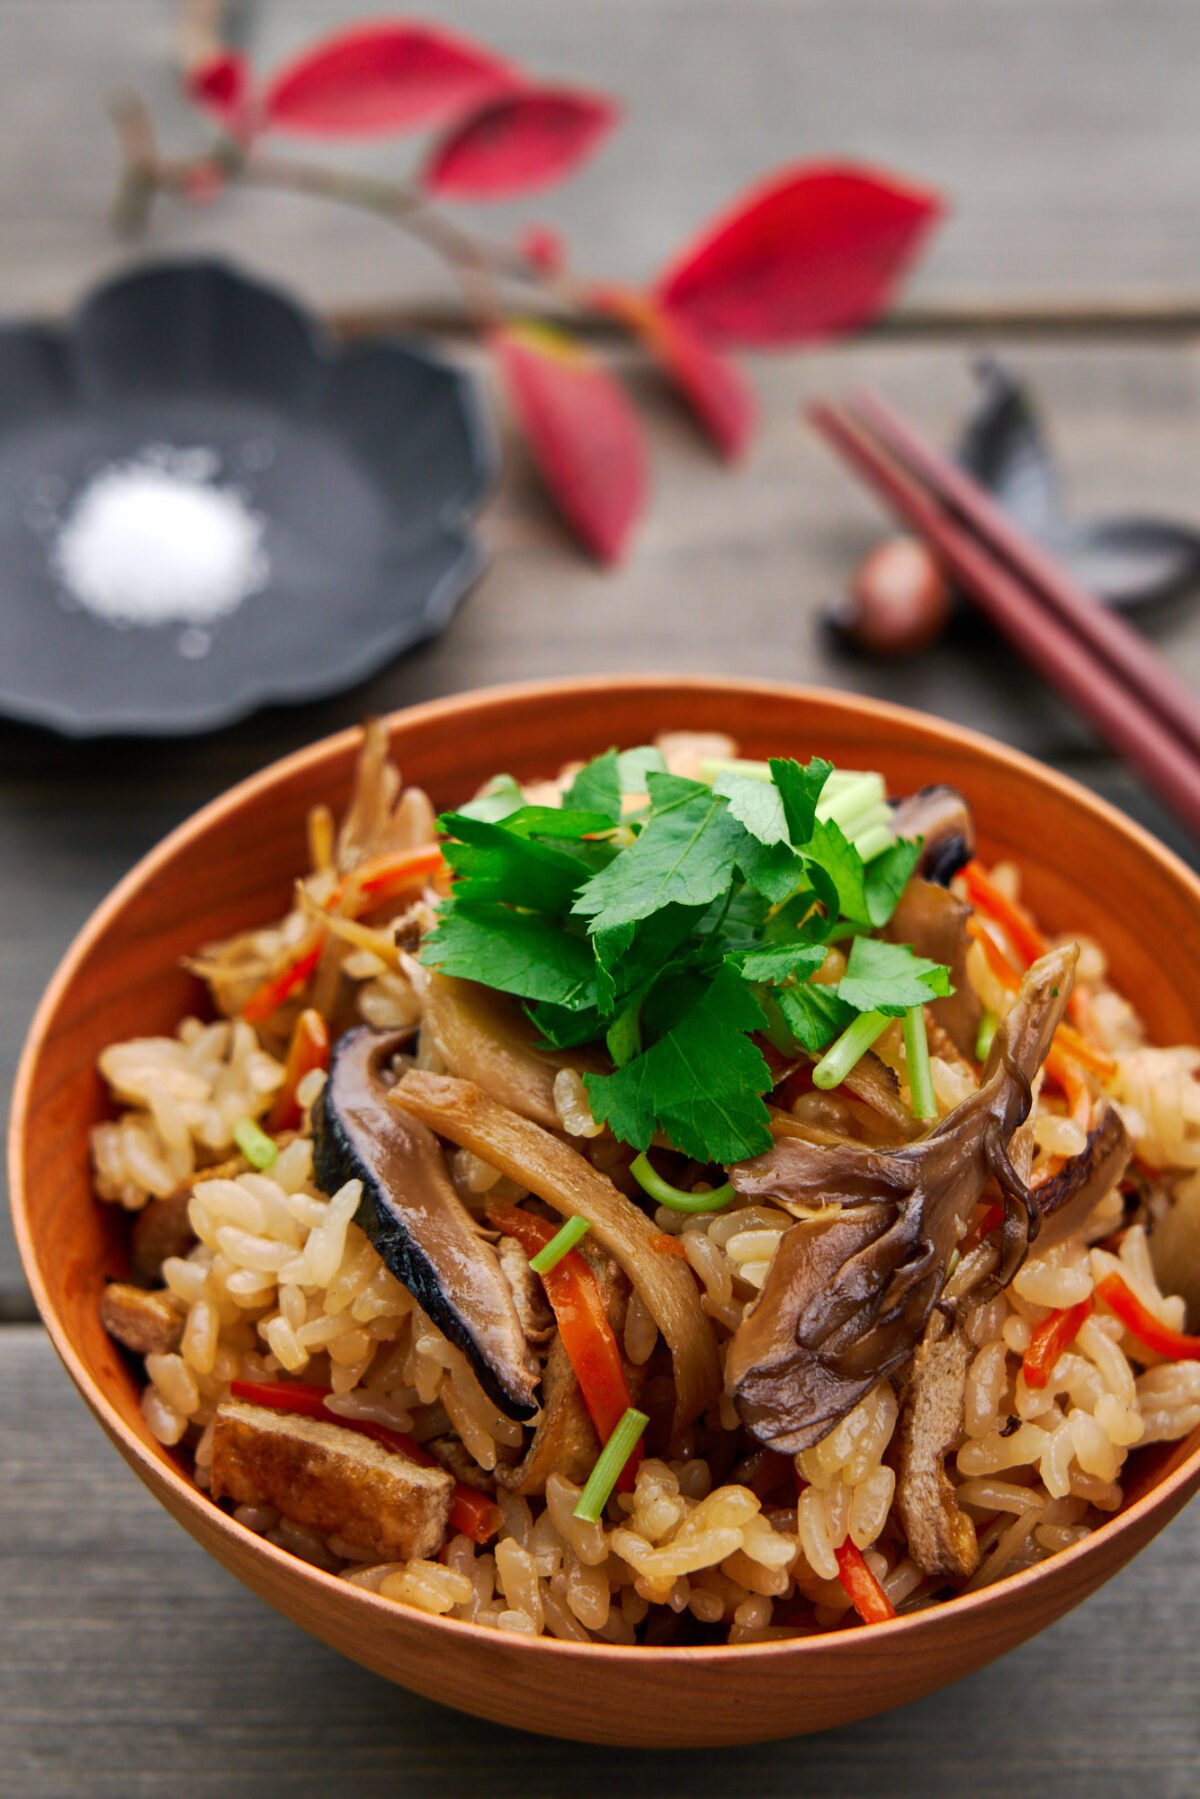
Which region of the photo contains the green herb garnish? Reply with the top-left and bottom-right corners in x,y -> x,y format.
573,1407 -> 650,1523
421,749 -> 952,1167
528,1215 -> 591,1274
233,1117 -> 277,1170
630,1152 -> 735,1214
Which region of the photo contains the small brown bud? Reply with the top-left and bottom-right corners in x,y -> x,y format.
830,535 -> 952,658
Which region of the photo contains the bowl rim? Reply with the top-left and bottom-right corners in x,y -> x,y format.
11,670 -> 1200,1666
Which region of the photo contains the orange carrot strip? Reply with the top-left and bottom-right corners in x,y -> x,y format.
1053,1023 -> 1117,1082
1022,1298 -> 1094,1389
267,1008 -> 330,1132
489,1202 -> 642,1492
1096,1273 -> 1200,1361
241,936 -> 324,1026
834,1539 -> 896,1624
961,860 -> 1047,968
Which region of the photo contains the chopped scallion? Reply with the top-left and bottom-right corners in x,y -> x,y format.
849,820 -> 898,864
630,1152 -> 735,1214
975,1010 -> 999,1063
903,1003 -> 937,1121
233,1117 -> 277,1170
573,1407 -> 650,1523
812,1009 -> 890,1089
528,1214 -> 591,1274
816,772 -> 886,835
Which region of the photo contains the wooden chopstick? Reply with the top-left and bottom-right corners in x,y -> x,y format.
850,386 -> 1200,765
808,398 -> 1200,839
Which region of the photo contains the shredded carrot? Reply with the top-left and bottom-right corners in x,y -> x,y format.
267,1008 -> 329,1132
488,1202 -> 643,1492
334,845 -> 446,915
1022,1298 -> 1094,1388
1096,1272 -> 1200,1361
241,936 -> 324,1026
966,916 -> 1021,993
834,1539 -> 896,1624
1044,1044 -> 1091,1133
1053,1022 -> 1117,1081
650,1231 -> 690,1259
960,1197 -> 1005,1256
961,860 -> 1047,968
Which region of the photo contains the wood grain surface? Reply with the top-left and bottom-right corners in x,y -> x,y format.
5,0 -> 1200,317
5,1327 -> 1199,1796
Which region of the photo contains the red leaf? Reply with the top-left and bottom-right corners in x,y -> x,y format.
492,322 -> 648,563
185,51 -> 254,133
594,286 -> 755,460
423,87 -> 618,200
262,22 -> 517,136
654,162 -> 944,347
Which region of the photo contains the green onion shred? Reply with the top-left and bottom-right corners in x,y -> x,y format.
529,1215 -> 590,1275
573,1408 -> 650,1524
812,1009 -> 891,1090
233,1117 -> 277,1170
903,1003 -> 937,1121
975,1010 -> 999,1063
630,1152 -> 735,1214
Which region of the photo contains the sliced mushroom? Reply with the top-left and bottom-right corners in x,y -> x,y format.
723,945 -> 1075,1454
885,877 -> 981,1059
890,785 -> 975,884
1034,1106 -> 1130,1251
498,1236 -> 555,1346
422,972 -> 603,1131
312,1027 -> 539,1419
893,1314 -> 979,1579
393,1069 -> 722,1437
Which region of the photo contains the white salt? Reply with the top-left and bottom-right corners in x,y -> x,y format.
50,448 -> 269,632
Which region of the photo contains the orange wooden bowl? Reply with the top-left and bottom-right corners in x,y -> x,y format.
10,676 -> 1200,1746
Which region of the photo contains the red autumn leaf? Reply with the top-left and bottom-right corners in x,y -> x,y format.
492,322 -> 648,564
262,22 -> 517,136
422,87 -> 618,200
185,51 -> 254,133
654,162 -> 944,347
594,286 -> 755,461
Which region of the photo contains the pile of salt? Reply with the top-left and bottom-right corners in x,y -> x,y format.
50,449 -> 269,652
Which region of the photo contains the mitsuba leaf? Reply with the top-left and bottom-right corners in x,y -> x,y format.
263,22 -> 515,135
836,935 -> 952,1017
771,756 -> 834,845
864,837 -> 923,927
455,774 -> 526,823
422,86 -> 618,200
573,774 -> 746,933
735,833 -> 807,905
422,902 -> 596,1007
491,322 -> 648,564
565,750 -> 622,821
715,771 -> 788,845
803,817 -> 871,924
526,998 -> 605,1048
584,963 -> 773,1162
738,941 -> 827,984
654,162 -> 944,348
440,814 -> 587,913
770,980 -> 855,1054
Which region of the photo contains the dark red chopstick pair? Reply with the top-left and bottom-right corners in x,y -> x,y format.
808,390 -> 1200,840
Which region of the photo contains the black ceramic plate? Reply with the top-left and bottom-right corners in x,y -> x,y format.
0,261 -> 495,736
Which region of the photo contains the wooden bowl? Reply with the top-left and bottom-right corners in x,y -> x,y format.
11,676 -> 1200,1746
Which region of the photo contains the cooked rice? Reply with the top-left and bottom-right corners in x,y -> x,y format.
90,742 -> 1200,1643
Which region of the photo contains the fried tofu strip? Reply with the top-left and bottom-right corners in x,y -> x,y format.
100,1282 -> 184,1355
211,1400 -> 453,1562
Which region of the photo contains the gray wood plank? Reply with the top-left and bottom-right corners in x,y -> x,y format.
3,1326 -> 1198,1796
4,0 -> 1200,317
5,331 -> 1200,1305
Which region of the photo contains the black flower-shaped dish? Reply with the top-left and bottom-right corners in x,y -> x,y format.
0,260 -> 495,736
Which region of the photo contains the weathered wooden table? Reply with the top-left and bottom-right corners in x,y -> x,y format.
4,5 -> 1200,1793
